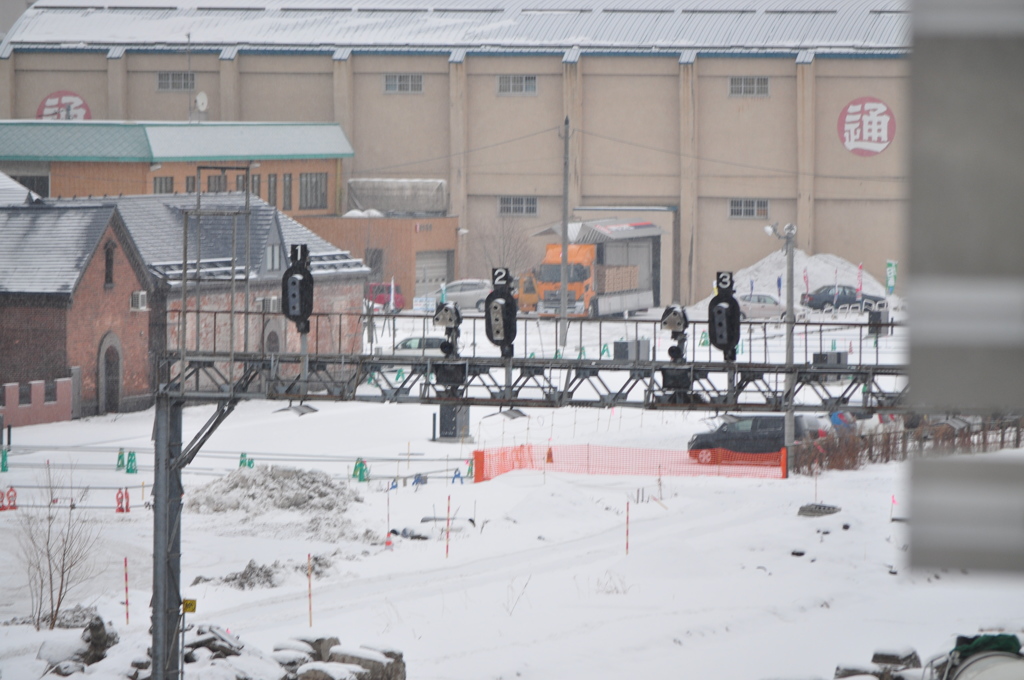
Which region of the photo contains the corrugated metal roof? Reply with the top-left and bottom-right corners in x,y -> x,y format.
0,121 -> 353,163
2,0 -> 910,56
0,204 -> 118,294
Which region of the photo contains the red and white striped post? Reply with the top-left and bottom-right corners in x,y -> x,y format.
124,558 -> 129,625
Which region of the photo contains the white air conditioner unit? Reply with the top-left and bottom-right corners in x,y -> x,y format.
130,290 -> 148,311
257,296 -> 281,313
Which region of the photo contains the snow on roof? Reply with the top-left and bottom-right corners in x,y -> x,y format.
0,121 -> 352,163
3,0 -> 910,57
0,171 -> 40,205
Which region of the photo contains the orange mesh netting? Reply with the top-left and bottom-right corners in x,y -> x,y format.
472,444 -> 786,482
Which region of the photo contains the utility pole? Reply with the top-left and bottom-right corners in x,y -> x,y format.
559,116 -> 569,349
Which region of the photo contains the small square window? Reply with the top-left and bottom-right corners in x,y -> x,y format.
384,74 -> 423,93
498,75 -> 537,95
729,76 -> 769,97
157,71 -> 195,92
729,198 -> 769,219
499,196 -> 537,216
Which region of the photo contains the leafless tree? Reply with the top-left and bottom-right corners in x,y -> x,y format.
15,463 -> 100,630
474,214 -> 538,279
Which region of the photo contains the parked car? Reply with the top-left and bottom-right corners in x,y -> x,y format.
378,336 -> 446,357
434,279 -> 493,312
688,414 -> 826,465
365,282 -> 405,312
736,293 -> 791,320
800,285 -> 884,311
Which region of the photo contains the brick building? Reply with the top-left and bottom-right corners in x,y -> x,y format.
0,192 -> 369,418
0,120 -> 352,221
0,203 -> 152,417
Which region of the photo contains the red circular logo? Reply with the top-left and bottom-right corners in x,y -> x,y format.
837,96 -> 895,156
36,91 -> 92,120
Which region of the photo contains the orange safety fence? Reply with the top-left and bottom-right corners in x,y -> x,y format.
473,444 -> 787,482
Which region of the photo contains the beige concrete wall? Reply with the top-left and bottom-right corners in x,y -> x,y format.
350,55 -> 451,178
239,55 -> 333,122
580,56 -> 680,201
466,56 -> 565,196
14,52 -> 109,119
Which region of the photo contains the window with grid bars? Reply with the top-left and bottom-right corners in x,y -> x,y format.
282,174 -> 293,210
207,173 -> 227,193
299,173 -> 328,210
729,199 -> 769,219
157,71 -> 195,91
499,196 -> 537,216
729,76 -> 769,97
498,74 -> 537,95
251,174 -> 260,198
186,176 -> 196,193
153,176 -> 174,194
384,74 -> 423,93
267,174 -> 277,207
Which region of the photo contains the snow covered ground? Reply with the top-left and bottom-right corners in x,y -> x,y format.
1,399 -> 1023,680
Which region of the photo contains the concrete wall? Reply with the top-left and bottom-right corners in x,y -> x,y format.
0,378 -> 73,428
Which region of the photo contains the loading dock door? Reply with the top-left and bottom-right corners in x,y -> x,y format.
415,250 -> 453,297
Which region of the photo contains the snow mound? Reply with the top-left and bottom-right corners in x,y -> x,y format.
185,466 -> 359,515
691,249 -> 891,312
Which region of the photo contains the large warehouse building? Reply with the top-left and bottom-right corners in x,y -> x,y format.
0,0 -> 909,304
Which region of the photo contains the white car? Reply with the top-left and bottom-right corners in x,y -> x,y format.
736,293 -> 807,321
433,279 -> 493,312
379,336 -> 446,357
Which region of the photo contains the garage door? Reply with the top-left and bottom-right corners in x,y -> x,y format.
415,250 -> 453,297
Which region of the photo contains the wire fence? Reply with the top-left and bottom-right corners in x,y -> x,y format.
472,443 -> 786,482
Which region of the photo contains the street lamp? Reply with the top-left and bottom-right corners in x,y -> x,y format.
765,222 -> 797,465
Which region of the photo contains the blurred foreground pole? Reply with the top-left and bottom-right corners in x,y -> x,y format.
152,395 -> 184,679
909,0 -> 1024,571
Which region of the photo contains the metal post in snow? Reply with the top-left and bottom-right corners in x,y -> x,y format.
307,553 -> 313,627
445,495 -> 452,559
626,501 -> 630,555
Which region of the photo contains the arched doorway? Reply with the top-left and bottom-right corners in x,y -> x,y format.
97,332 -> 123,415
265,330 -> 280,354
104,347 -> 120,413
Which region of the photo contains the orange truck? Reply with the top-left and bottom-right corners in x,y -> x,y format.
530,219 -> 661,317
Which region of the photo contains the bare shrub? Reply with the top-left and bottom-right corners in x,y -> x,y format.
15,464 -> 100,630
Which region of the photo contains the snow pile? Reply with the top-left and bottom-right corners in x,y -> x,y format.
193,555 -> 335,590
186,466 -> 359,515
691,249 -> 894,314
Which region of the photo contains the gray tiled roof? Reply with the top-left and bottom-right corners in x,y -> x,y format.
0,204 -> 118,294
47,193 -> 368,283
2,0 -> 910,58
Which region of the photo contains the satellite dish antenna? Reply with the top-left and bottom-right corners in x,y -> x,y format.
195,91 -> 208,112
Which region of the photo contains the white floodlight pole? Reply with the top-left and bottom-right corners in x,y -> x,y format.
765,223 -> 797,465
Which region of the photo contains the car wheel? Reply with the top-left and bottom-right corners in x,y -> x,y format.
697,449 -> 716,465
476,299 -> 485,312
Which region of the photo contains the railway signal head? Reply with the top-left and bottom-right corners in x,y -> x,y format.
484,290 -> 517,358
433,302 -> 462,357
708,293 -> 740,361
282,247 -> 314,333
